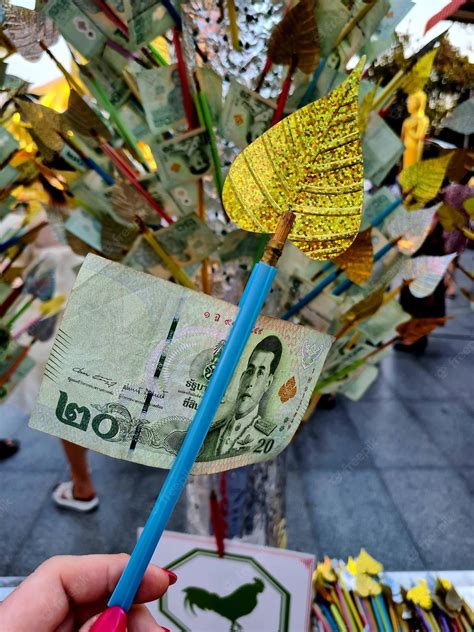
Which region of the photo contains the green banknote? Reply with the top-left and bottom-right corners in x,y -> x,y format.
0,195 -> 15,220
153,129 -> 212,186
135,64 -> 186,135
220,81 -> 275,149
71,0 -> 127,39
198,67 -> 223,125
363,114 -> 404,186
357,299 -> 411,345
64,209 -> 103,253
80,58 -> 130,108
0,342 -> 36,402
0,127 -> 19,164
29,254 -> 333,474
43,0 -> 107,59
0,165 -> 19,189
122,213 -> 221,272
360,186 -> 401,231
124,0 -> 174,49
153,213 -> 221,266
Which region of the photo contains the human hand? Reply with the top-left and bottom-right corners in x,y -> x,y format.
0,553 -> 175,631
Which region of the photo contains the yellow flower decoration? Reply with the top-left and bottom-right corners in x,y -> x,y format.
407,579 -> 432,610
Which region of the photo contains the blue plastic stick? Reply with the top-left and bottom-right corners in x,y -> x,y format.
332,240 -> 396,296
108,260 -> 277,611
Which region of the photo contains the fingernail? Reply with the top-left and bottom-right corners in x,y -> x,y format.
164,569 -> 178,585
160,628 -> 171,632
90,606 -> 127,632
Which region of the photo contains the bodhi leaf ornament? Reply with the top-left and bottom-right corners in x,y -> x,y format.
333,227 -> 373,284
396,317 -> 451,345
65,90 -> 112,145
267,0 -> 320,74
222,60 -> 365,260
399,153 -> 453,209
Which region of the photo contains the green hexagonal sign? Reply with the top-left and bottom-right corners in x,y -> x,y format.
144,531 -> 315,631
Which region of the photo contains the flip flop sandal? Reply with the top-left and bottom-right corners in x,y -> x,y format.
0,439 -> 20,460
52,481 -> 99,513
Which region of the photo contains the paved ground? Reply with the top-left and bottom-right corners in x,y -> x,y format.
1,263 -> 473,576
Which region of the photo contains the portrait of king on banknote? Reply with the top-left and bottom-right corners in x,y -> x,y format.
201,335 -> 283,458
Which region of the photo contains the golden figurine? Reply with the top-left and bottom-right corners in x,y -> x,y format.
401,90 -> 429,168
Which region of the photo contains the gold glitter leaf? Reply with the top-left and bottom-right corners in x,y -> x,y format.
359,83 -> 378,134
222,61 -> 364,260
16,99 -> 66,154
402,50 -> 437,95
399,153 -> 453,210
267,0 -> 320,74
437,203 -> 465,232
65,90 -> 112,145
1,4 -> 59,62
333,228 -> 373,284
396,317 -> 451,345
341,285 -> 386,324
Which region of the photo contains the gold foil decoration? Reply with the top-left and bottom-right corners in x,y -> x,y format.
437,203 -> 465,232
111,183 -> 155,225
333,228 -> 373,284
350,549 -> 383,576
399,153 -> 452,209
358,83 -> 378,134
1,3 -> 59,62
396,317 -> 451,346
407,580 -> 433,610
222,61 -> 364,260
347,549 -> 383,598
65,90 -> 112,145
267,0 -> 320,74
402,50 -> 438,95
16,99 -> 66,155
464,197 -> 474,219
340,285 -> 386,325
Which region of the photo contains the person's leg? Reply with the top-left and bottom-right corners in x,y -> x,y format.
61,440 -> 96,500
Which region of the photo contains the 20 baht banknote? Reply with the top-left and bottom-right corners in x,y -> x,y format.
30,255 -> 333,474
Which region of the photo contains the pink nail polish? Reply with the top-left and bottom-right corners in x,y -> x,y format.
160,627 -> 171,632
90,606 -> 127,632
164,569 -> 178,585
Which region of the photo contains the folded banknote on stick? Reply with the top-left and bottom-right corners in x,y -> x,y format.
30,255 -> 333,474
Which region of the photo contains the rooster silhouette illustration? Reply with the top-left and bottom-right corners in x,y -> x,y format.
183,577 -> 265,631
